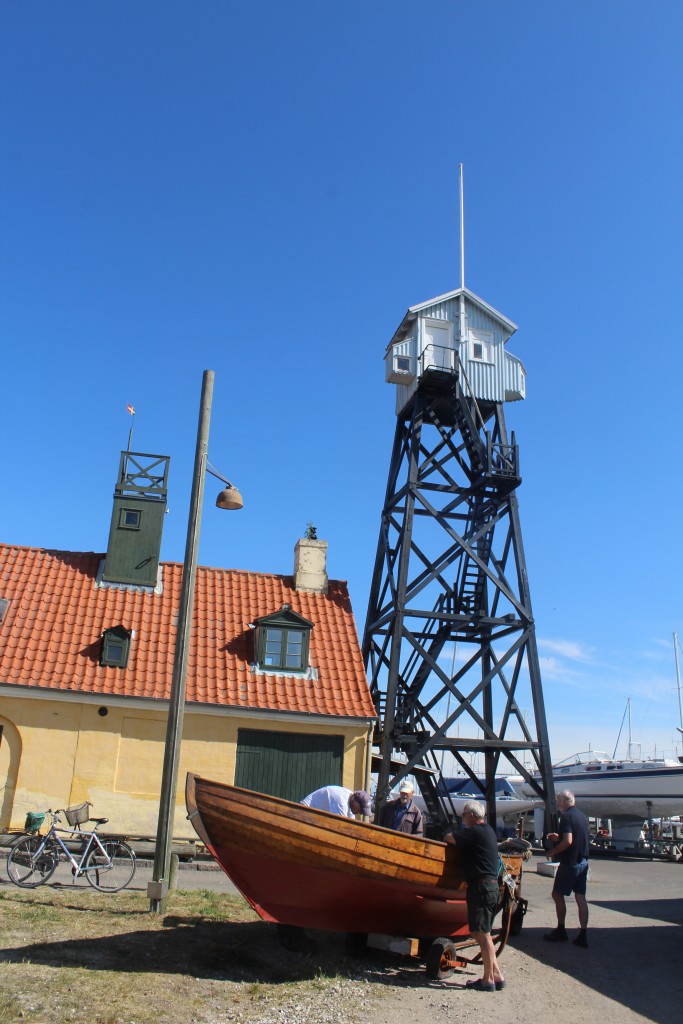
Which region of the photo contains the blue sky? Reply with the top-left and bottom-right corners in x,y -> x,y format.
1,2 -> 682,763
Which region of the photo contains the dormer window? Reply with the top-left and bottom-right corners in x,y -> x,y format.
253,604 -> 313,673
101,626 -> 132,668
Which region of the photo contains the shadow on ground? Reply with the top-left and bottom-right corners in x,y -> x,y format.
507,922 -> 683,1024
0,915 -> 441,986
589,897 -> 683,926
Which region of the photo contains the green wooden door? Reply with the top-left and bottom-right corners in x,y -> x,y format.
235,729 -> 344,802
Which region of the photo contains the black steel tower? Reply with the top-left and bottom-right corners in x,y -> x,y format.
363,282 -> 556,833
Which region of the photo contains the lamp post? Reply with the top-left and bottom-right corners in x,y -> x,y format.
148,369 -> 243,913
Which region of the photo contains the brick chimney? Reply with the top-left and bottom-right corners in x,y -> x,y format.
294,537 -> 328,594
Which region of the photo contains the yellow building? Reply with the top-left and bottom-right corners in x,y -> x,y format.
0,452 -> 375,838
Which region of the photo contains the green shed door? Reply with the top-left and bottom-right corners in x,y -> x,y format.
235,729 -> 344,802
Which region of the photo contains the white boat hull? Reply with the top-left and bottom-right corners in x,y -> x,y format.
541,765 -> 683,819
521,753 -> 683,847
447,796 -> 541,826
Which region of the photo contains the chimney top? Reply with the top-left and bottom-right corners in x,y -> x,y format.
294,537 -> 328,594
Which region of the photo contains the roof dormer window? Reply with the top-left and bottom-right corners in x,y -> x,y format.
101,626 -> 132,668
253,604 -> 313,673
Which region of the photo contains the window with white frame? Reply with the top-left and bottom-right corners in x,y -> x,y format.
470,329 -> 493,363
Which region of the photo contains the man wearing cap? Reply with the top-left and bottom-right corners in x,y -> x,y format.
301,785 -> 371,818
379,780 -> 424,835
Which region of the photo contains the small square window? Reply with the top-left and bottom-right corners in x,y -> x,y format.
101,627 -> 131,668
470,330 -> 493,363
119,508 -> 141,530
105,640 -> 125,664
395,356 -> 411,373
0,597 -> 9,623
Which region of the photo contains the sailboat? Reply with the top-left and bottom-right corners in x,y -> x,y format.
518,697 -> 683,848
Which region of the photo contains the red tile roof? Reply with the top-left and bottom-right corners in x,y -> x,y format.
0,544 -> 376,720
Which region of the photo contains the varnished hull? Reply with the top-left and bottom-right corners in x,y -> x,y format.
186,773 -> 519,938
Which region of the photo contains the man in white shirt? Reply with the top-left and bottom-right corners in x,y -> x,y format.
301,785 -> 371,818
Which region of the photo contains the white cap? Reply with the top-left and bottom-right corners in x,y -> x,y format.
399,780 -> 414,793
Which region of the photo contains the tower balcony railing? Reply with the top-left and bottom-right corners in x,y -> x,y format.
486,436 -> 519,479
417,344 -> 458,379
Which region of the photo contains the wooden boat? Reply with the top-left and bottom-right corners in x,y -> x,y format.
186,773 -> 525,942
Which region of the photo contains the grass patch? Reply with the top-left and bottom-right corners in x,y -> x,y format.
0,994 -> 22,1024
0,884 -> 382,1024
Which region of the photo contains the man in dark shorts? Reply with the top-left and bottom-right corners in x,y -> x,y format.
445,800 -> 505,992
544,789 -> 590,947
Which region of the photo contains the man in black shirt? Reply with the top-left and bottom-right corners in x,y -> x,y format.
544,789 -> 590,947
446,800 -> 505,991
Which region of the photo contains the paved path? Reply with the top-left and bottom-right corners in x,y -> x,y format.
0,848 -> 240,895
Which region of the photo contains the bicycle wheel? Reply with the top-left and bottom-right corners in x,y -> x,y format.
7,835 -> 59,888
84,840 -> 136,892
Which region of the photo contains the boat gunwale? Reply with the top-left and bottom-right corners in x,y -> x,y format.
189,773 -> 451,858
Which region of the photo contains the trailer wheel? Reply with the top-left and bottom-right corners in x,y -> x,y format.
426,937 -> 457,980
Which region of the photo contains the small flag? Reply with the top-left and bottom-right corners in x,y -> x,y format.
126,404 -> 136,416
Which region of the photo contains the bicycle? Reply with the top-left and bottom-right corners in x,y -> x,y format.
6,802 -> 136,892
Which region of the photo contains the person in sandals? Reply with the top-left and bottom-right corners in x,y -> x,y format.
445,800 -> 506,992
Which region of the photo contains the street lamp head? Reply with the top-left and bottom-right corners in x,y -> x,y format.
216,485 -> 244,511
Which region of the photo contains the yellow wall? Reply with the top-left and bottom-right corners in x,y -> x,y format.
0,696 -> 369,838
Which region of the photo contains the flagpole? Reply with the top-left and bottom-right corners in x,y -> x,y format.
126,404 -> 135,450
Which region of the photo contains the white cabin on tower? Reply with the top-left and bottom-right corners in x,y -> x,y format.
385,286 -> 526,417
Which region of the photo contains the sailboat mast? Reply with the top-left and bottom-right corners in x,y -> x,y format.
673,632 -> 683,739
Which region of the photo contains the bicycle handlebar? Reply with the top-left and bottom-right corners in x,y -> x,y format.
31,807 -> 107,832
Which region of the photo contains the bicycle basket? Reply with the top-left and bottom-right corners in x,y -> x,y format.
24,812 -> 46,834
64,801 -> 91,826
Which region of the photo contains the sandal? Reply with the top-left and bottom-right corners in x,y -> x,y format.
466,979 -> 496,992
